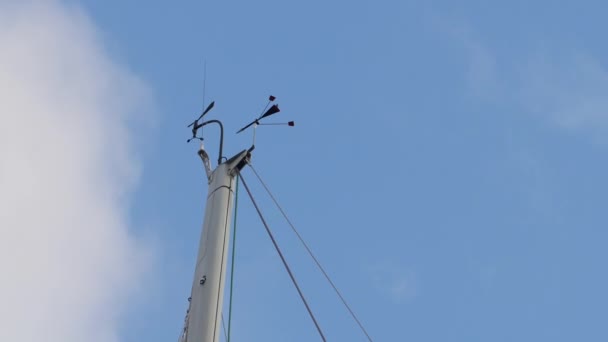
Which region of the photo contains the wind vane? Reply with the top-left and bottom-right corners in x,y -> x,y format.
187,101 -> 215,143
236,95 -> 294,134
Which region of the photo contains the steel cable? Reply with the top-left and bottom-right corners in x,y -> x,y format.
239,173 -> 327,342
248,164 -> 374,342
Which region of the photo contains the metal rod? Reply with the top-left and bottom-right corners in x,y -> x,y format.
200,119 -> 224,165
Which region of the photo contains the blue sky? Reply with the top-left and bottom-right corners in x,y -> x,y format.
86,1 -> 608,341
5,0 -> 608,341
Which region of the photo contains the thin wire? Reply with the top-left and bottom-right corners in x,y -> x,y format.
248,164 -> 374,342
227,177 -> 239,342
252,124 -> 257,146
221,314 -> 228,341
202,60 -> 207,109
198,60 -> 207,138
238,173 -> 327,342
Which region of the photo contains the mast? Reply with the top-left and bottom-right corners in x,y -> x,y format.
180,143 -> 251,342
180,95 -> 283,342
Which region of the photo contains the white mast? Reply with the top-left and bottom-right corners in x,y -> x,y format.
180,144 -> 251,342
180,95 -> 280,342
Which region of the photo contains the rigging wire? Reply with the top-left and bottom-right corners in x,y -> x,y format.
227,177 -> 239,342
221,314 -> 228,341
248,164 -> 375,342
238,173 -> 327,342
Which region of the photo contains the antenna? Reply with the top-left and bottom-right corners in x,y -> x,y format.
202,60 -> 207,111
187,60 -> 212,143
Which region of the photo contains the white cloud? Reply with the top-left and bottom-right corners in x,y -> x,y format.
0,1 -> 152,341
367,262 -> 418,304
448,24 -> 499,100
429,15 -> 500,100
448,25 -> 608,139
438,17 -> 608,141
518,53 -> 608,138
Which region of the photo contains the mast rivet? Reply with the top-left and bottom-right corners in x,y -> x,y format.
200,275 -> 207,285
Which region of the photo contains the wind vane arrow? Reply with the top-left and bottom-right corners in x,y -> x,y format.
236,104 -> 281,134
188,101 -> 215,128
187,101 -> 215,142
